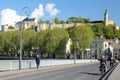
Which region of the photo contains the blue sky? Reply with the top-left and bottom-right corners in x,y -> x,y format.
0,0 -> 120,26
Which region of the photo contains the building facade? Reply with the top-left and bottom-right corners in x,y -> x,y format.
90,37 -> 112,59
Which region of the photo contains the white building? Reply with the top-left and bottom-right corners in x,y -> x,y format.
1,24 -> 16,32
66,38 -> 72,53
14,17 -> 38,30
90,37 -> 113,59
1,24 -> 9,32
65,38 -> 72,58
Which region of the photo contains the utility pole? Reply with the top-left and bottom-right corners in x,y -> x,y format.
74,42 -> 76,64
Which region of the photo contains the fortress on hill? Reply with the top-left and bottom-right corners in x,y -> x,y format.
1,9 -> 115,32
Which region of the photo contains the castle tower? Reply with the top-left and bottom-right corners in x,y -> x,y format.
104,9 -> 108,26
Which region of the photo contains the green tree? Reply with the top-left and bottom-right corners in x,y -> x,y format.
114,29 -> 120,38
71,25 -> 94,59
66,27 -> 74,37
54,18 -> 60,24
22,29 -> 37,56
10,31 -> 19,56
0,32 -> 4,53
36,29 -> 50,57
3,31 -> 13,56
60,20 -> 65,24
104,25 -> 115,39
92,23 -> 105,37
38,18 -> 44,24
45,28 -> 69,54
84,18 -> 90,23
45,20 -> 50,24
67,17 -> 91,23
66,20 -> 70,24
68,17 -> 78,23
78,17 -> 85,23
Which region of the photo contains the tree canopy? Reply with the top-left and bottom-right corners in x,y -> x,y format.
71,25 -> 94,58
45,28 -> 69,54
0,16 -> 120,59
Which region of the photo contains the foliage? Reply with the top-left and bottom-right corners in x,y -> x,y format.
22,29 -> 37,56
1,16 -> 120,58
36,29 -> 50,54
104,25 -> 115,39
53,17 -> 91,24
10,31 -> 19,54
67,17 -> 91,23
71,25 -> 94,58
0,32 -> 4,52
45,28 -> 69,54
91,23 -> 105,37
60,20 -> 65,24
1,31 -> 19,56
66,27 -> 74,37
90,23 -> 119,39
38,18 -> 44,24
114,29 -> 120,38
45,20 -> 50,24
54,18 -> 60,24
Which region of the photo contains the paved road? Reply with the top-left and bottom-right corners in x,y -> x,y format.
0,62 -> 101,80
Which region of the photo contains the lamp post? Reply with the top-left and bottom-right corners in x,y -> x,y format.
19,7 -> 30,70
74,42 -> 77,64
85,48 -> 91,61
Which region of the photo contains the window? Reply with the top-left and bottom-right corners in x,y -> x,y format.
105,44 -> 107,47
95,49 -> 97,53
95,44 -> 97,47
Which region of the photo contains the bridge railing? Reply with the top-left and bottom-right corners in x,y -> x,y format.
0,59 -> 97,71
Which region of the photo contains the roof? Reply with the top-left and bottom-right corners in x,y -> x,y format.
90,20 -> 104,23
93,37 -> 106,42
8,26 -> 14,29
23,17 -> 35,21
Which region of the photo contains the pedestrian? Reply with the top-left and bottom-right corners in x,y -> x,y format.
99,55 -> 107,72
35,54 -> 40,69
110,57 -> 114,67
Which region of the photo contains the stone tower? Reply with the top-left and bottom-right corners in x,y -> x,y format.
104,9 -> 108,26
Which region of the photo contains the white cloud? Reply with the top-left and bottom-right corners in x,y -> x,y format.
31,4 -> 44,20
0,3 -> 60,28
0,9 -> 20,26
45,3 -> 60,17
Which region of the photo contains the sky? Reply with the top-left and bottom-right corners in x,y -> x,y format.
0,0 -> 120,28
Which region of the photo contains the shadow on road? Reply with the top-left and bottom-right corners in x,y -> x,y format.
80,72 -> 100,76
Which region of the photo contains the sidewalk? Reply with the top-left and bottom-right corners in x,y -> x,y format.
108,62 -> 120,80
0,62 -> 98,78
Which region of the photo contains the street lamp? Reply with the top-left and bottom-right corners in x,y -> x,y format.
19,7 -> 30,70
74,42 -> 77,64
85,48 -> 91,61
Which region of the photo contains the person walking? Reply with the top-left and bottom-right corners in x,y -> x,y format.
35,54 -> 40,69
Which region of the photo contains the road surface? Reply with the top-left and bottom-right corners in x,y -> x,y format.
0,62 -> 101,80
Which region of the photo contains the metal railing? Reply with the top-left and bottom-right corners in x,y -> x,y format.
0,59 -> 97,71
99,62 -> 118,80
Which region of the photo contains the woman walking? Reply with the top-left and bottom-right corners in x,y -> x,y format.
35,54 -> 40,69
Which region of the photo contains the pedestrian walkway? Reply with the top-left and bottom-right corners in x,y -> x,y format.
0,62 -> 98,78
108,62 -> 120,80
